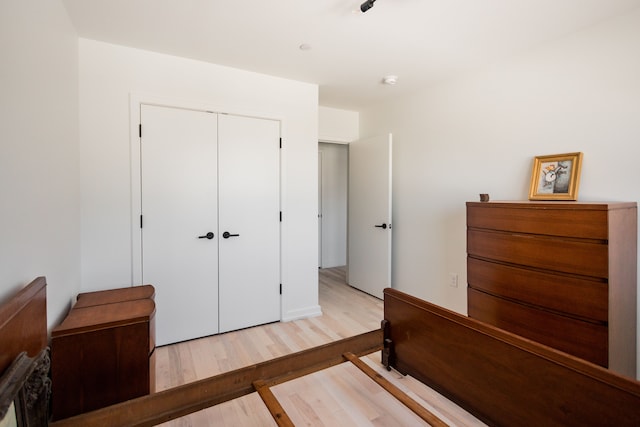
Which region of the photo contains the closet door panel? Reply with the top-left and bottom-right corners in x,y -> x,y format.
140,105 -> 219,346
218,115 -> 281,333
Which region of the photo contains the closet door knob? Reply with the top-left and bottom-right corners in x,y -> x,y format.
198,232 -> 214,239
374,223 -> 388,229
223,231 -> 240,239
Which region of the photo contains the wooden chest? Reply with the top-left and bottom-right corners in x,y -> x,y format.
466,201 -> 636,377
51,285 -> 156,420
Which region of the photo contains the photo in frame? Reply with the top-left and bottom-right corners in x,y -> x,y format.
528,152 -> 583,200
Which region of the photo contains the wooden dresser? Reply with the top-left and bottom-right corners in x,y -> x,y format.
466,201 -> 637,377
51,285 -> 156,420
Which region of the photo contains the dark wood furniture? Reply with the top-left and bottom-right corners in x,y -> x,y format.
0,277 -> 50,427
383,288 -> 640,427
49,288 -> 640,427
74,284 -> 155,308
51,286 -> 156,420
466,200 -> 637,377
49,331 -> 383,427
0,277 -> 47,375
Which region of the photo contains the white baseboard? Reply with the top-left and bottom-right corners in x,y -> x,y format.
281,305 -> 323,322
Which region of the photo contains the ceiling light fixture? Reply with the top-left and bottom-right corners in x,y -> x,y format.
382,75 -> 398,85
360,0 -> 376,13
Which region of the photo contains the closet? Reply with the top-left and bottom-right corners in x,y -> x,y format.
139,104 -> 281,346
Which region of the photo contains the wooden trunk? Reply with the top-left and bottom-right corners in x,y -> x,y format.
51,285 -> 156,420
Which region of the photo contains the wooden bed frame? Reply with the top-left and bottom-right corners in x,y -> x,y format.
382,288 -> 640,426
2,278 -> 640,426
0,277 -> 50,427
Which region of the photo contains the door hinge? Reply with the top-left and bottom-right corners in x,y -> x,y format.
280,211 -> 282,222
279,138 -> 282,148
279,284 -> 282,295
139,124 -> 142,138
140,215 -> 143,228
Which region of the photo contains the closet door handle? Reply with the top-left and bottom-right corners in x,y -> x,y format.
223,231 -> 240,239
374,223 -> 388,229
198,232 -> 214,239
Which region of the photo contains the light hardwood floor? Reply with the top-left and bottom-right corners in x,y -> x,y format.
154,266 -> 382,391
155,267 -> 484,426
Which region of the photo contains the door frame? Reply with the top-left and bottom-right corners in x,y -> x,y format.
317,142 -> 350,269
129,93 -> 284,290
318,150 -> 323,268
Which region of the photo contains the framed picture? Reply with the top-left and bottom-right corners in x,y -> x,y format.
528,152 -> 583,201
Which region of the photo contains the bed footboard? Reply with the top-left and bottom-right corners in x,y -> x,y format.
383,288 -> 640,427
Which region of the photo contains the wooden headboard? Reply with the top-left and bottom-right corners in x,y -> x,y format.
383,287 -> 640,426
0,276 -> 48,375
0,277 -> 50,426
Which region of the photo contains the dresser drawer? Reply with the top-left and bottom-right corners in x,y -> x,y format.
467,229 -> 608,278
467,257 -> 608,322
468,288 -> 607,367
467,203 -> 609,239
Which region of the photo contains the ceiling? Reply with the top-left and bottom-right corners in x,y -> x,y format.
62,0 -> 640,110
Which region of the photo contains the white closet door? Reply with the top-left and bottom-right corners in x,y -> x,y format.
348,133 -> 392,299
218,114 -> 281,333
140,105 -> 219,346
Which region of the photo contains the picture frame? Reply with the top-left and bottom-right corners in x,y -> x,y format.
528,152 -> 583,201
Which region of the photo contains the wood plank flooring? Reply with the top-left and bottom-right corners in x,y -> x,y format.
155,267 -> 484,426
154,267 -> 382,391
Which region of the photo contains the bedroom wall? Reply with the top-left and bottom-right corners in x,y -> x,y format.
319,106 -> 359,143
0,0 -> 80,329
360,8 -> 640,377
78,39 -> 320,321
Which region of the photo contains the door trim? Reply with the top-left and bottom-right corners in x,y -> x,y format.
318,150 -> 323,268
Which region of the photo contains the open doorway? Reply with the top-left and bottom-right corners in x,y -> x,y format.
318,142 -> 348,269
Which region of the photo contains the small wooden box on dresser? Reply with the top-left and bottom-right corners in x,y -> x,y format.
466,201 -> 637,378
51,285 -> 156,420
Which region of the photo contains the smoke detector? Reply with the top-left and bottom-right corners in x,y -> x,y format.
382,75 -> 398,85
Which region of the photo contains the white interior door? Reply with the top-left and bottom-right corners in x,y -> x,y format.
218,114 -> 281,333
348,134 -> 392,299
140,105 -> 219,346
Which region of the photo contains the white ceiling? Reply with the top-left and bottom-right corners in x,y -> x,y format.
62,0 -> 640,110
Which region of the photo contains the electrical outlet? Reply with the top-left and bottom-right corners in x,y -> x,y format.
448,273 -> 458,288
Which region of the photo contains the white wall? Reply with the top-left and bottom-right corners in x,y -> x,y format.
319,106 -> 359,143
319,143 -> 348,268
0,0 -> 80,329
360,8 -> 640,376
78,39 -> 320,321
